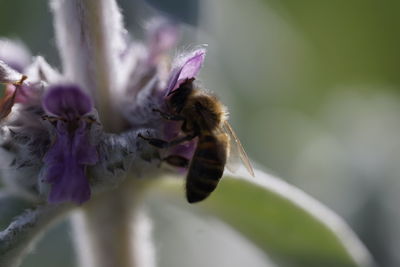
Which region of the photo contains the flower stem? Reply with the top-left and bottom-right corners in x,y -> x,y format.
71,179 -> 152,267
51,0 -> 126,132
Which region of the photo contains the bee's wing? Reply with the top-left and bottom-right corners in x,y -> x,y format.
222,121 -> 255,177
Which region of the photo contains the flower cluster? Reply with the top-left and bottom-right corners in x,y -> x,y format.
0,20 -> 205,205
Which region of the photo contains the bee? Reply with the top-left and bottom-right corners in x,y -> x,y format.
139,78 -> 254,203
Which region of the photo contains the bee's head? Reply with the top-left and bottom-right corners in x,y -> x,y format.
167,78 -> 194,113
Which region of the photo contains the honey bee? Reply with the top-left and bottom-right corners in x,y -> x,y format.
139,78 -> 254,203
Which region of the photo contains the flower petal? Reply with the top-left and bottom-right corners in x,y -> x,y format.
165,49 -> 206,95
47,162 -> 91,204
43,121 -> 98,204
43,85 -> 92,119
147,18 -> 179,65
73,122 -> 99,165
178,50 -> 206,83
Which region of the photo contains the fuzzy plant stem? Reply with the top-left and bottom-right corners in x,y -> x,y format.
71,179 -> 152,267
51,0 -> 126,132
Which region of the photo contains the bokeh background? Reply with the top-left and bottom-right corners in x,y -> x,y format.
1,0 -> 399,266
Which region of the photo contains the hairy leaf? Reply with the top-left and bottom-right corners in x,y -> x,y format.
0,204 -> 72,267
148,170 -> 374,267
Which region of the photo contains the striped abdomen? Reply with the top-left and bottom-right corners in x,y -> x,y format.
186,133 -> 228,203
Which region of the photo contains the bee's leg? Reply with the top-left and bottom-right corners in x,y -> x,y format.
138,133 -> 169,149
82,115 -> 101,125
41,115 -> 56,122
163,155 -> 189,168
138,133 -> 196,149
152,108 -> 185,121
41,115 -> 67,123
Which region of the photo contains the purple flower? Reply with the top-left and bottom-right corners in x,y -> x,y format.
146,19 -> 179,65
42,85 -> 98,204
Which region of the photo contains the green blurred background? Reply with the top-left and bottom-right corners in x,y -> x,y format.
1,0 -> 399,266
